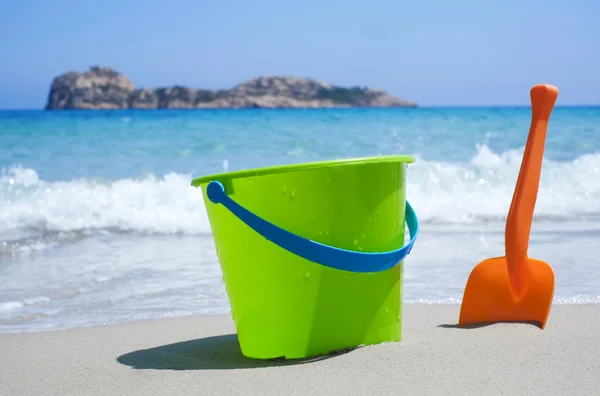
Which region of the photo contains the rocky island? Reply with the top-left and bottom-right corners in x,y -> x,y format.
45,66 -> 417,110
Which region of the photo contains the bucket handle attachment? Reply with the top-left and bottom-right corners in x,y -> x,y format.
206,180 -> 419,273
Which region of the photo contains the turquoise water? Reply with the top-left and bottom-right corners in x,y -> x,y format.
1,107 -> 600,332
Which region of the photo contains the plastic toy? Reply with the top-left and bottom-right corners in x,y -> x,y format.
458,84 -> 559,329
192,156 -> 419,359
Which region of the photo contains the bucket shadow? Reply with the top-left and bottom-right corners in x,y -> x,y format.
116,333 -> 353,371
438,320 -> 543,329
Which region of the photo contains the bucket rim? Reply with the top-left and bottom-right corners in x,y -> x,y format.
190,154 -> 415,186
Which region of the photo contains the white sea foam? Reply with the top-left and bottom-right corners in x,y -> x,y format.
1,144 -> 599,242
0,167 -> 211,238
406,144 -> 600,224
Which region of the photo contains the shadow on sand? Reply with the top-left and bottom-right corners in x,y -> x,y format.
437,320 -> 543,329
116,333 -> 353,371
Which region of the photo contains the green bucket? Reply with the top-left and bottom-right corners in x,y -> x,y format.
191,155 -> 419,360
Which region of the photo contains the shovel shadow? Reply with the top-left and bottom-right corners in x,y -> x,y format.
116,333 -> 353,371
438,320 -> 543,329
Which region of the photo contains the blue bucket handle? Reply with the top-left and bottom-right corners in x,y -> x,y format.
206,180 -> 419,273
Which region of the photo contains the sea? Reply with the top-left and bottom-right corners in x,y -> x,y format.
1,107 -> 599,333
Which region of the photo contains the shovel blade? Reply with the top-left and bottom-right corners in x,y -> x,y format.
458,256 -> 555,329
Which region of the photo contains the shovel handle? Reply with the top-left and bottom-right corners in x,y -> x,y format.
505,84 -> 559,263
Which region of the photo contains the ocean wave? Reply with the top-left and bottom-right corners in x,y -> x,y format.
1,168 -> 211,239
406,144 -> 600,224
1,144 -> 599,241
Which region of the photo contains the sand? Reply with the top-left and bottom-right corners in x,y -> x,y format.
1,304 -> 599,395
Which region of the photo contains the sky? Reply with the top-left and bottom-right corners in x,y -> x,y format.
0,0 -> 598,109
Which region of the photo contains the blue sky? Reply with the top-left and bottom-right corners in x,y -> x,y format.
0,0 -> 597,108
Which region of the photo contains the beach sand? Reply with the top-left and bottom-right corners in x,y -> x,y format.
1,304 -> 598,395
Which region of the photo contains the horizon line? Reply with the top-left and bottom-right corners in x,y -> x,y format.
1,104 -> 600,111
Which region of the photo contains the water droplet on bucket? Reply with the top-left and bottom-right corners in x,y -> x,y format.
353,239 -> 358,246
282,185 -> 288,195
291,188 -> 296,198
305,272 -> 310,279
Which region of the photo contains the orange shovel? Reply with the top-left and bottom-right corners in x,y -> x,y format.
458,84 -> 558,329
